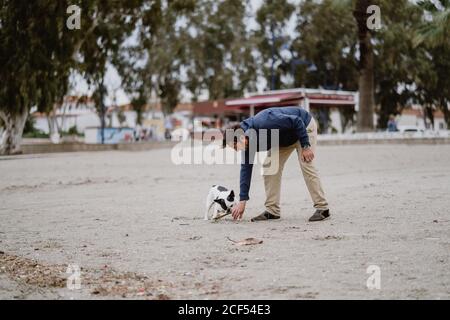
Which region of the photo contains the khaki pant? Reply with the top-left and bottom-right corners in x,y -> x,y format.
262,118 -> 328,216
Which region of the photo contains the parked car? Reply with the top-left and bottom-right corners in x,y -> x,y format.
397,126 -> 425,133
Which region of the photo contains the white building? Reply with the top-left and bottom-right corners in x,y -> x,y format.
33,96 -> 100,134
33,96 -> 143,135
398,106 -> 447,131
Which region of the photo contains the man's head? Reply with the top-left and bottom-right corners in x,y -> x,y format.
222,125 -> 248,151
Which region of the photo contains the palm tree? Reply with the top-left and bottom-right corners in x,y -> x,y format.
414,0 -> 450,47
414,0 -> 450,127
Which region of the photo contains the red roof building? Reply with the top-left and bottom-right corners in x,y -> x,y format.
225,88 -> 357,116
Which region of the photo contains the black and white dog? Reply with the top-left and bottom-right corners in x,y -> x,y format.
204,185 -> 237,220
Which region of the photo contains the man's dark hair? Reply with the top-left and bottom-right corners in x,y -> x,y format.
222,124 -> 245,149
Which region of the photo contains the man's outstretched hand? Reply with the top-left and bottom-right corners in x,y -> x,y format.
232,201 -> 246,220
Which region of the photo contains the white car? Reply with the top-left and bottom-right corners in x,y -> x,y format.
397,126 -> 425,133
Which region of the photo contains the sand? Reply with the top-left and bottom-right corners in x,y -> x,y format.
0,144 -> 449,299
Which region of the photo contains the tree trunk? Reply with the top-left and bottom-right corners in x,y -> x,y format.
425,105 -> 435,130
354,0 -> 375,132
0,109 -> 29,155
440,99 -> 450,129
47,102 -> 66,144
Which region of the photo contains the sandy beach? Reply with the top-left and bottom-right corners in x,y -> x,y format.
0,143 -> 449,299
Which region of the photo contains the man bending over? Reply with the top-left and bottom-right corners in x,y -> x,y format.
223,106 -> 330,222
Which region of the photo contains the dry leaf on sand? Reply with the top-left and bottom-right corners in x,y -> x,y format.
227,237 -> 263,246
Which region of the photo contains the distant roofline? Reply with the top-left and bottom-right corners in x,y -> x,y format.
246,87 -> 358,98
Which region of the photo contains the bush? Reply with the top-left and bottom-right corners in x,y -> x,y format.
61,125 -> 82,137
67,125 -> 79,136
23,130 -> 49,139
21,115 -> 49,138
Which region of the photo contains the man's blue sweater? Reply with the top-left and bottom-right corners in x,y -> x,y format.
239,107 -> 312,201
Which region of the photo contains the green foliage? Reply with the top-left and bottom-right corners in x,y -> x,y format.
117,0 -> 257,115
257,0 -> 449,129
413,0 -> 450,126
185,0 -> 258,100
115,0 -> 193,114
0,0 -> 144,117
22,130 -> 50,139
67,125 -> 79,136
415,0 -> 450,48
76,0 -> 144,114
254,0 -> 296,90
293,0 -> 358,90
371,0 -> 425,127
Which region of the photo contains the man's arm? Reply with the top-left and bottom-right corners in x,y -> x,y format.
239,144 -> 256,200
292,116 -> 310,148
276,114 -> 314,161
232,149 -> 254,220
239,161 -> 253,201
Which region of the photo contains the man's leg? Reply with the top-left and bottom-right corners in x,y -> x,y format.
262,145 -> 295,217
296,119 -> 329,212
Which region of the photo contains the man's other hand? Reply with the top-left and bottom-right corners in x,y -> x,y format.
301,148 -> 314,163
232,201 -> 246,220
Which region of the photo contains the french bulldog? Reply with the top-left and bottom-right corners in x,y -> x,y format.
205,185 -> 237,220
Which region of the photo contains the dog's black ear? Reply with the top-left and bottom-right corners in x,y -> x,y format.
214,198 -> 228,211
227,190 -> 235,202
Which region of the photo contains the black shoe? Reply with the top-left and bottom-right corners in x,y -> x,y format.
251,211 -> 280,222
308,209 -> 330,222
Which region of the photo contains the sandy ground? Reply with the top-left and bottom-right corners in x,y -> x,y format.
0,143 -> 449,300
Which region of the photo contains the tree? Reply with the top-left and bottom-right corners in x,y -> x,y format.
353,0 -> 376,132
373,0 -> 425,128
292,0 -> 433,131
116,0 -> 195,115
118,0 -> 257,114
76,0 -> 143,139
416,45 -> 450,128
254,0 -> 296,90
414,0 -> 450,127
294,0 -> 358,90
0,1 -> 81,154
186,0 -> 257,100
415,0 -> 450,48
290,0 -> 359,132
0,0 -> 143,153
